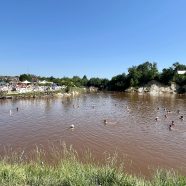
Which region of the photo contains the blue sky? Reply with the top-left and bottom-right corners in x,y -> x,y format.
0,0 -> 186,79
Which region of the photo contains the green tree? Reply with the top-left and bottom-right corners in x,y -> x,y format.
108,73 -> 127,91
87,78 -> 102,88
160,62 -> 186,85
127,66 -> 140,87
160,68 -> 174,85
126,62 -> 159,87
100,78 -> 109,90
82,75 -> 88,86
137,62 -> 158,85
172,62 -> 186,86
172,62 -> 186,71
49,76 -> 55,82
72,76 -> 82,87
19,74 -> 32,82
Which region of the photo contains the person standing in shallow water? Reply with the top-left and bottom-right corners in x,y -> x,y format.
16,107 -> 19,112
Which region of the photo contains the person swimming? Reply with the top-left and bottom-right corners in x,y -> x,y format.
169,124 -> 172,131
171,121 -> 175,126
104,119 -> 108,124
155,117 -> 159,121
180,115 -> 184,120
169,121 -> 175,131
70,124 -> 75,129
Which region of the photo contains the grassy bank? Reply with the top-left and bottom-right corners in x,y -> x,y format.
0,145 -> 186,186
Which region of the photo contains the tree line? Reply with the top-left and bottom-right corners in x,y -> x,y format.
19,62 -> 186,92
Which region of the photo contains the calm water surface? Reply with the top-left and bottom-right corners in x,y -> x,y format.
0,93 -> 186,177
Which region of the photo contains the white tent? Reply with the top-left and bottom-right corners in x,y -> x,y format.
39,80 -> 47,84
21,80 -> 31,84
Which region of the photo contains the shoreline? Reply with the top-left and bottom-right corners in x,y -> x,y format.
1,88 -> 185,100
125,81 -> 186,95
1,91 -> 185,100
1,81 -> 186,100
0,87 -> 95,100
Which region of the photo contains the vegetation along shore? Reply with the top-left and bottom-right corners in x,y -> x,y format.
0,62 -> 186,99
1,145 -> 186,186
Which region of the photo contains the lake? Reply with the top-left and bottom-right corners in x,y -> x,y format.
0,92 -> 186,177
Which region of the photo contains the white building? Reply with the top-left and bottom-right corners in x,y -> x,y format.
177,70 -> 186,75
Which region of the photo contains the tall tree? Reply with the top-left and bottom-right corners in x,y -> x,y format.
19,74 -> 32,82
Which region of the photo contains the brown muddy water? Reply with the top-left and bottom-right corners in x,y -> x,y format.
0,92 -> 186,177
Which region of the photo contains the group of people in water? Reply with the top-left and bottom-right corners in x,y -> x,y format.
102,104 -> 185,131
103,104 -> 184,131
10,103 -> 184,132
169,115 -> 184,130
155,107 -> 184,131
